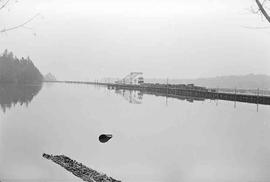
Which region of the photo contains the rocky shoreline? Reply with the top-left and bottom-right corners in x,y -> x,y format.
42,153 -> 121,182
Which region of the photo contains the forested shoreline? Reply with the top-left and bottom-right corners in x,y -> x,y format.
0,50 -> 43,83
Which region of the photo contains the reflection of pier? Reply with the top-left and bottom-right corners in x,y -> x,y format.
114,89 -> 143,104
144,91 -> 205,103
112,87 -> 204,104
107,83 -> 270,105
44,81 -> 270,105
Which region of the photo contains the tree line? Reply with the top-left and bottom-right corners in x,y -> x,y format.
0,49 -> 43,83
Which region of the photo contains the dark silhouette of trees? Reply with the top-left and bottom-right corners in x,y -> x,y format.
0,49 -> 43,83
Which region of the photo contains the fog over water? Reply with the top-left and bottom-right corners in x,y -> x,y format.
0,0 -> 270,80
0,83 -> 270,182
1,0 -> 270,181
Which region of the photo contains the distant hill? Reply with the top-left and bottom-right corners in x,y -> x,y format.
44,73 -> 57,81
146,74 -> 270,89
0,49 -> 43,83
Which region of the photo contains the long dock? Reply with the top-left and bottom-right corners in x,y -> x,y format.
44,81 -> 270,105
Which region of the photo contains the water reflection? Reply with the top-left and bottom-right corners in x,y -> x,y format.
0,83 -> 269,182
0,83 -> 42,112
146,91 -> 205,103
113,88 -> 205,104
115,89 -> 143,104
112,88 -> 262,112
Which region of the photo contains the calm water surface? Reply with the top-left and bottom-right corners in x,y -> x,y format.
0,83 -> 270,182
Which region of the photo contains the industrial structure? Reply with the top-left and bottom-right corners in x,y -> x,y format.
115,72 -> 144,85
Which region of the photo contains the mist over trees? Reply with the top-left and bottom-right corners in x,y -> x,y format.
0,49 -> 43,83
44,72 -> 57,81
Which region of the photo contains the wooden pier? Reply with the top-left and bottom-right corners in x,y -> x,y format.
43,81 -> 270,105
107,83 -> 270,105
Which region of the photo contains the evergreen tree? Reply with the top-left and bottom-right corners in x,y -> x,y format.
0,50 -> 43,83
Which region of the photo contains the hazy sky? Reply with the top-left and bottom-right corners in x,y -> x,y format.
0,0 -> 270,80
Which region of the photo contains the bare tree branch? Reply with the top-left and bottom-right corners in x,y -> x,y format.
1,1 -> 41,34
0,0 -> 10,11
255,0 -> 270,23
0,13 -> 40,33
250,6 -> 261,14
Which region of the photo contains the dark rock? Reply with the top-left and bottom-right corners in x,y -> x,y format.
99,134 -> 113,143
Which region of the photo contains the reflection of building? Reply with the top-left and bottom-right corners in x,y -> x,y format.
115,89 -> 143,104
